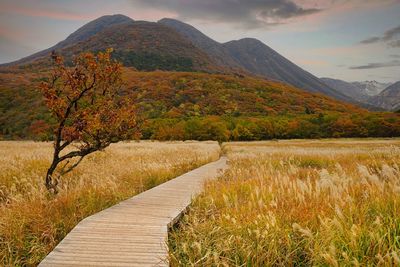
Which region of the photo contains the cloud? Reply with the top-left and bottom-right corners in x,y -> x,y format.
382,25 -> 400,41
129,0 -> 321,28
349,60 -> 400,69
360,24 -> 400,47
0,3 -> 91,21
360,37 -> 380,44
388,40 -> 400,48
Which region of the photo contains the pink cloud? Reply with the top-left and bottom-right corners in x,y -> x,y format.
1,4 -> 94,21
0,25 -> 26,42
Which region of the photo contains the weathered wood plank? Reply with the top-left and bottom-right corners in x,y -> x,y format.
39,157 -> 227,267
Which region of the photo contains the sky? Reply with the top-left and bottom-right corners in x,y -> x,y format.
0,0 -> 399,82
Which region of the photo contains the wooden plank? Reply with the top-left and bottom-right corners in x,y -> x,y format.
39,157 -> 227,267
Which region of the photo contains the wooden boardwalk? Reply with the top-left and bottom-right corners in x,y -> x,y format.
39,157 -> 228,267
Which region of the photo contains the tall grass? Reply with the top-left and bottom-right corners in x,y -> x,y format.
169,139 -> 400,266
0,141 -> 220,266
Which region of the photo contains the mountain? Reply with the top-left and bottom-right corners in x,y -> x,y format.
320,77 -> 369,102
320,77 -> 398,110
55,20 -> 223,72
3,15 -> 223,73
222,38 -> 349,101
158,18 -> 244,72
159,18 -> 349,102
5,15 -> 134,66
0,15 -> 388,107
1,15 -> 400,141
352,81 -> 391,96
368,81 -> 400,111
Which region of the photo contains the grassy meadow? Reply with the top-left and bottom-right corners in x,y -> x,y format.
0,141 -> 220,266
169,139 -> 400,266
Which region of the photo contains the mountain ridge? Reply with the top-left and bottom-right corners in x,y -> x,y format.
221,38 -> 349,101
158,18 -> 244,72
351,80 -> 391,96
1,14 -> 395,110
320,77 -> 398,111
320,77 -> 370,102
56,20 -> 223,72
2,14 -> 353,105
158,18 -> 350,102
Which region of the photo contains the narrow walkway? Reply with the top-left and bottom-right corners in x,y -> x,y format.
40,157 -> 228,267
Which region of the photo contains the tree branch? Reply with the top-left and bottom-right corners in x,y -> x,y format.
60,155 -> 85,175
59,141 -> 71,151
58,145 -> 101,162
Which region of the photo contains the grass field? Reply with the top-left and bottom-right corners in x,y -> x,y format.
0,141 -> 220,266
169,139 -> 400,266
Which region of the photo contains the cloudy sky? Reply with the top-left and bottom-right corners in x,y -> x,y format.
0,0 -> 399,82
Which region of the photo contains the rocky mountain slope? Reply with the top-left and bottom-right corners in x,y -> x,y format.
368,81 -> 400,111
320,77 -> 370,102
352,81 -> 391,96
321,77 -> 398,110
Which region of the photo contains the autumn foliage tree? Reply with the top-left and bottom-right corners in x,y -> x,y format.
40,49 -> 139,193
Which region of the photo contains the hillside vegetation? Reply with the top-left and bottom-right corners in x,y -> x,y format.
1,68 -> 399,141
6,17 -> 224,74
169,139 -> 400,266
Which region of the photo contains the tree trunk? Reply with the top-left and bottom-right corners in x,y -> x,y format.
45,158 -> 59,194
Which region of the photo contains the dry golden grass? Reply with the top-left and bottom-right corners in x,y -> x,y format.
169,139 -> 400,266
0,141 -> 220,266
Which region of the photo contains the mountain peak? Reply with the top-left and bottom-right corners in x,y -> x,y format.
232,38 -> 264,45
158,18 -> 245,71
63,14 -> 134,44
98,14 -> 133,21
2,14 -> 135,66
158,18 -> 185,25
369,80 -> 400,111
158,18 -> 217,44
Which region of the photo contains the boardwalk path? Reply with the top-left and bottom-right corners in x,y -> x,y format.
40,157 -> 228,267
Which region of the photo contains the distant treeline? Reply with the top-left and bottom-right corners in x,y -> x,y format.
5,113 -> 398,142
142,114 -> 400,142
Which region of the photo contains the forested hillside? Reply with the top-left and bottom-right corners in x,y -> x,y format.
1,67 -> 399,141
4,16 -> 224,74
